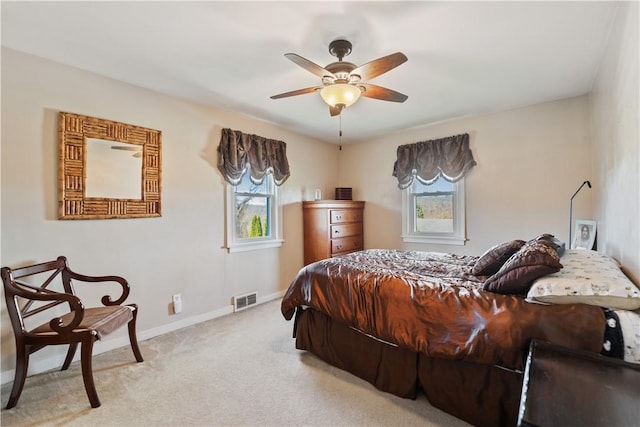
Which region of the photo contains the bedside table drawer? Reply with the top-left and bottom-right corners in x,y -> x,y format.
330,209 -> 362,224
331,223 -> 362,238
331,236 -> 363,255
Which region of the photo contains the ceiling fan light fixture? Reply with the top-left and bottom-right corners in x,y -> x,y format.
271,41 -> 408,116
320,84 -> 361,109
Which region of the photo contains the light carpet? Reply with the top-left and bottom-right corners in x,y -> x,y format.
1,299 -> 470,426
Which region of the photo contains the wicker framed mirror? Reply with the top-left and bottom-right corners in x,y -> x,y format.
58,112 -> 162,219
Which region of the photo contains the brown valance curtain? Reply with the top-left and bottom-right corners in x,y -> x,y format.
217,128 -> 290,186
392,133 -> 476,189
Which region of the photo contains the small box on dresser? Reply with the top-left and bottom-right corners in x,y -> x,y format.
302,200 -> 365,265
335,187 -> 353,200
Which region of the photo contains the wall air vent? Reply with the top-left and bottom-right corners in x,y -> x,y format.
234,292 -> 258,312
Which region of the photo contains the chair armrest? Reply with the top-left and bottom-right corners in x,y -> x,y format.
10,282 -> 85,333
64,268 -> 130,306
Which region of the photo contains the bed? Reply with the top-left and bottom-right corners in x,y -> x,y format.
281,237 -> 640,427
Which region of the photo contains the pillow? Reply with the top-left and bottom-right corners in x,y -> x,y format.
526,250 -> 640,310
472,239 -> 526,276
483,240 -> 562,295
531,233 -> 566,257
615,309 -> 640,363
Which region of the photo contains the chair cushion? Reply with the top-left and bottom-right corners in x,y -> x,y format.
30,306 -> 134,339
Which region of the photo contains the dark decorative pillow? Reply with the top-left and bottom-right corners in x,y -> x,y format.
472,240 -> 526,276
483,240 -> 563,295
531,233 -> 566,257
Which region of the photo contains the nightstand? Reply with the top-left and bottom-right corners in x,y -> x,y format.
517,340 -> 640,427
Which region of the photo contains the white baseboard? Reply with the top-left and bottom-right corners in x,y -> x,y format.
1,290 -> 284,385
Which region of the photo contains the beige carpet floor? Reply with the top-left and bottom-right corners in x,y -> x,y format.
1,299 -> 470,426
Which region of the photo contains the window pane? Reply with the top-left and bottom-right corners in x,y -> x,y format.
415,194 -> 453,233
234,176 -> 270,194
225,171 -> 281,252
413,177 -> 452,192
413,178 -> 453,233
235,195 -> 271,239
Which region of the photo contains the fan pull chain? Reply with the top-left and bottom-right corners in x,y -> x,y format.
339,114 -> 343,150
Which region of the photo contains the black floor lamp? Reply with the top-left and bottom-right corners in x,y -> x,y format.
569,180 -> 592,246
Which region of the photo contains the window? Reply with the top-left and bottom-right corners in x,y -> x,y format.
225,172 -> 282,252
402,176 -> 466,245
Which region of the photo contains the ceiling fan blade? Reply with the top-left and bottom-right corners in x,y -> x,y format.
350,52 -> 408,81
111,145 -> 142,151
359,84 -> 408,103
270,86 -> 321,99
284,53 -> 335,79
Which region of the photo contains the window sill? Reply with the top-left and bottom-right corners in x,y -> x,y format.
225,239 -> 284,253
401,235 -> 466,246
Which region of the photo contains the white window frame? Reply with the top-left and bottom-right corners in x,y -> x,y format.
401,177 -> 467,245
224,173 -> 283,253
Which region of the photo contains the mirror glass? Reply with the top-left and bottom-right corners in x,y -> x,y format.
85,138 -> 143,199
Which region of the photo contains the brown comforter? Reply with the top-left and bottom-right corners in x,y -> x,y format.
281,249 -> 605,370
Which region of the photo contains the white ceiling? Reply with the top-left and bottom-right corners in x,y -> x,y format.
1,1 -> 619,144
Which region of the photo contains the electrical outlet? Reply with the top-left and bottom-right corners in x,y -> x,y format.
172,294 -> 182,314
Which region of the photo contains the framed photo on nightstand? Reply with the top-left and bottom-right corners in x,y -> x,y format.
571,219 -> 596,250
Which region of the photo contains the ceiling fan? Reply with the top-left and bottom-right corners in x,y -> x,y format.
111,145 -> 143,158
271,39 -> 408,116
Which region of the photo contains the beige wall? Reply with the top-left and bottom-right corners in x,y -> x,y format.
590,1 -> 639,284
0,48 -> 339,382
339,96 -> 594,256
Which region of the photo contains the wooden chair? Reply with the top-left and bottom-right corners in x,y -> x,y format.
1,256 -> 144,409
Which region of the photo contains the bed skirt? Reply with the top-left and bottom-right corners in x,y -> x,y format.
419,355 -> 522,426
294,308 -> 523,427
294,306 -> 419,399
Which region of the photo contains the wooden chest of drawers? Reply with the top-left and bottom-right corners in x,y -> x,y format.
302,200 -> 365,265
